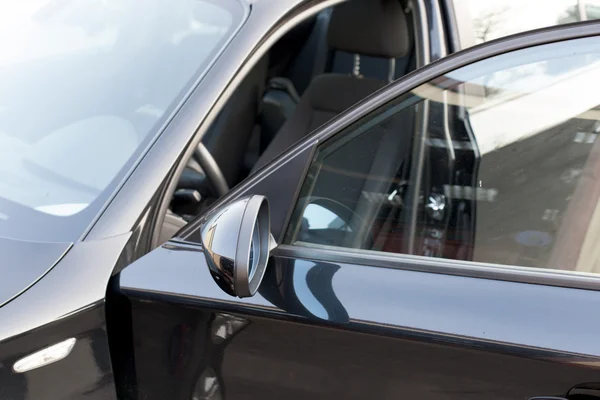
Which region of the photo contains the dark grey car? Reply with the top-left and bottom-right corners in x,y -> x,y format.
2,0 -> 600,399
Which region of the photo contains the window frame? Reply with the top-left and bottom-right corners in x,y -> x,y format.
178,21 -> 600,291
145,0 -> 431,250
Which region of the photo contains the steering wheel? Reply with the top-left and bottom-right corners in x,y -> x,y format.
193,142 -> 229,198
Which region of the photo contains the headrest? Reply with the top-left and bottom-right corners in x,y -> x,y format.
327,0 -> 410,59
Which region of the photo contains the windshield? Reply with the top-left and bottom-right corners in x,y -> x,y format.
0,0 -> 244,242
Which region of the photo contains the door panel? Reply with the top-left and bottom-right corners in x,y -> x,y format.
119,243 -> 600,399
117,23 -> 600,400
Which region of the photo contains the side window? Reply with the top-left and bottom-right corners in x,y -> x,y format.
285,36 -> 600,273
454,0 -> 600,49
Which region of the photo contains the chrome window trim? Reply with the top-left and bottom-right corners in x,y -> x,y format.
274,244 -> 600,291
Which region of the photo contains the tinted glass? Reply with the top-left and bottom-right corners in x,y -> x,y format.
456,0 -> 600,49
286,36 -> 600,273
0,0 -> 243,242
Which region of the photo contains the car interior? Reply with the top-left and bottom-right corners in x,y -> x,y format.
159,0 -> 417,244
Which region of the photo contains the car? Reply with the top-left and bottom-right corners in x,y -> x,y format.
2,0 -> 600,398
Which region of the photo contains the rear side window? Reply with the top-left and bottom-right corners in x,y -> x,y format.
454,0 -> 600,49
285,36 -> 600,274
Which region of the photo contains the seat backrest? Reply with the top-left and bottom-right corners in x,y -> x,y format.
252,0 -> 411,172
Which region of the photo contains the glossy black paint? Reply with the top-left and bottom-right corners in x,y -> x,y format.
0,233 -> 130,399
119,241 -> 600,399
123,302 -> 600,399
0,304 -> 113,399
114,19 -> 600,400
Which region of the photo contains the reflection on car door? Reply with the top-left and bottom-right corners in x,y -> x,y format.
116,23 -> 600,400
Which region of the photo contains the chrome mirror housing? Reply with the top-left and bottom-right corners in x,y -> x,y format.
199,195 -> 272,298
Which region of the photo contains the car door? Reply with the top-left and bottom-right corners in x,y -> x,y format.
115,22 -> 600,400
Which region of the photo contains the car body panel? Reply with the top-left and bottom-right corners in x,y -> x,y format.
117,18 -> 600,400
127,299 -> 599,400
0,232 -> 130,343
0,237 -> 70,308
119,241 -> 600,399
0,304 -> 114,399
121,242 -> 600,358
0,233 -> 130,399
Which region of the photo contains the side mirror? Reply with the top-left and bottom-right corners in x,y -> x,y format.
200,195 -> 273,298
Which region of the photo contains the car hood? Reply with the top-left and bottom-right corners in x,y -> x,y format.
0,236 -> 71,308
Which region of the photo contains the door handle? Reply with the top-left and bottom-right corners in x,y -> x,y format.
529,397 -> 568,400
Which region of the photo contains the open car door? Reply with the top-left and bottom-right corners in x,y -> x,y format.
114,22 -> 600,400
